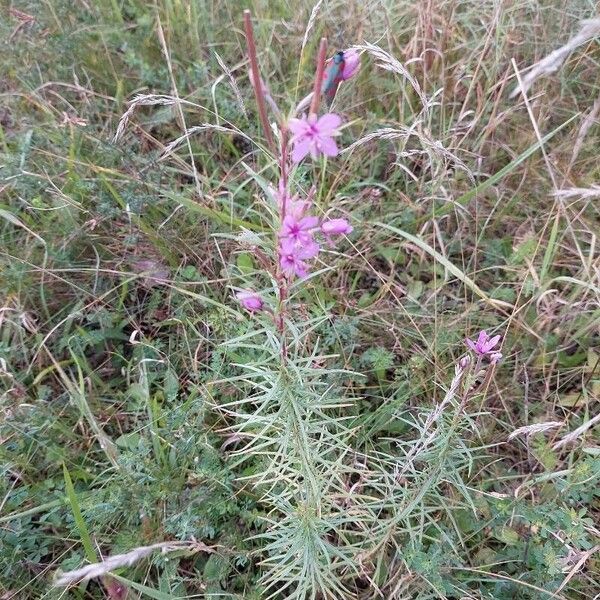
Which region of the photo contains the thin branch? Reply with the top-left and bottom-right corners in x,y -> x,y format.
243,10 -> 275,151
310,37 -> 328,115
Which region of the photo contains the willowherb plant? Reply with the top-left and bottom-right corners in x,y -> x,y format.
220,12 -> 363,599
226,15 -> 508,599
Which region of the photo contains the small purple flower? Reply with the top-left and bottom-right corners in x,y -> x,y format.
280,214 -> 319,245
279,238 -> 320,278
458,355 -> 471,369
341,49 -> 361,80
465,330 -> 501,356
490,352 -> 503,365
288,113 -> 342,163
271,181 -> 311,220
321,218 -> 353,236
236,290 -> 264,313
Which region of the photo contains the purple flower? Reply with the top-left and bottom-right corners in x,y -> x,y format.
465,330 -> 501,356
271,181 -> 310,219
287,199 -> 310,219
458,355 -> 471,369
280,214 -> 319,245
279,238 -> 320,278
235,290 -> 264,313
490,352 -> 503,365
321,218 -> 353,236
288,113 -> 342,163
341,49 -> 361,80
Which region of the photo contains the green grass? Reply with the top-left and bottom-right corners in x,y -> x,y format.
1,0 -> 599,598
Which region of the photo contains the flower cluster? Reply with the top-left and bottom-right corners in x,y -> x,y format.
278,199 -> 352,279
235,44 -> 360,314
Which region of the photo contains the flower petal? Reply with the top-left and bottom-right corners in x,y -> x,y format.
485,335 -> 501,352
288,117 -> 309,136
294,260 -> 308,278
279,237 -> 297,254
298,216 -> 319,230
291,139 -> 311,163
298,241 -> 320,259
321,218 -> 352,235
318,135 -> 339,157
465,339 -> 478,353
316,113 -> 342,134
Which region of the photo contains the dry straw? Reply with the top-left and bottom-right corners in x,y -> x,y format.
113,94 -> 187,142
54,540 -> 213,586
510,18 -> 600,98
160,124 -> 252,159
507,421 -> 563,441
355,42 -> 428,110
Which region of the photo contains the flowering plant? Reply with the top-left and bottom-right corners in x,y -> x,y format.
223,12 -> 364,598
236,14 -> 359,351
227,15 -> 504,600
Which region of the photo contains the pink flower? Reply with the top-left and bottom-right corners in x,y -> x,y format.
279,238 -> 320,278
465,330 -> 501,356
342,49 -> 361,80
287,199 -> 310,219
235,290 -> 264,313
321,218 -> 353,236
288,113 -> 342,163
280,214 -> 319,245
490,352 -> 503,365
271,181 -> 310,219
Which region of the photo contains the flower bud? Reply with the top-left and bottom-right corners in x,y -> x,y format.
342,49 -> 361,80
458,355 -> 471,369
235,290 -> 264,313
489,352 -> 503,365
321,218 -> 353,235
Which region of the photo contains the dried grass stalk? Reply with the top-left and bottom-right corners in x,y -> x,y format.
343,125 -> 472,179
568,92 -> 600,171
553,412 -> 600,450
160,124 -> 251,159
553,185 -> 600,200
508,421 -> 563,441
510,19 -> 600,98
355,42 -> 428,110
214,51 -> 247,117
397,363 -> 466,478
114,94 -> 178,142
302,0 -> 324,52
54,540 -> 213,586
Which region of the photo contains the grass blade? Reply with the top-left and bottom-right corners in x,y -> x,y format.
429,113 -> 579,220
63,464 -> 97,563
377,222 -> 513,310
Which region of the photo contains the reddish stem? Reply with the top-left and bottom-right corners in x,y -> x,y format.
310,37 -> 328,116
280,128 -> 289,218
243,10 -> 275,151
275,125 -> 290,362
